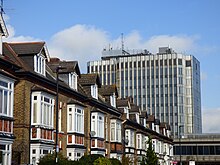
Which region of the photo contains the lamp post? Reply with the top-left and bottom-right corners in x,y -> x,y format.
55,66 -> 66,164
179,125 -> 183,165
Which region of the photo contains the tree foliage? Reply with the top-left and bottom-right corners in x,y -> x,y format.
109,158 -> 122,165
141,137 -> 158,165
121,155 -> 133,165
93,157 -> 112,165
38,152 -> 73,165
78,154 -> 104,165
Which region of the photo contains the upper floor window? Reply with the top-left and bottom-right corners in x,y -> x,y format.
110,119 -> 121,142
32,92 -> 54,128
69,73 -> 77,90
0,76 -> 14,117
91,112 -> 104,138
91,84 -> 98,99
67,105 -> 84,134
110,93 -> 116,107
136,134 -> 146,149
136,113 -> 140,124
125,129 -> 135,147
34,54 -> 45,76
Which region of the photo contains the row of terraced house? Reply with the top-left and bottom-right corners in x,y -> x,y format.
0,14 -> 173,165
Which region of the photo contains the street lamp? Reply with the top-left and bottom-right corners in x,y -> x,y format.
179,125 -> 183,165
55,66 -> 66,164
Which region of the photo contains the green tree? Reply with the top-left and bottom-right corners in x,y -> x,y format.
109,158 -> 122,165
38,152 -> 73,165
121,155 -> 132,165
93,157 -> 112,165
141,137 -> 158,165
78,154 -> 104,165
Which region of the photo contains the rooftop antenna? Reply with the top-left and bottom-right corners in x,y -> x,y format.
121,33 -> 124,51
0,0 -> 4,16
121,33 -> 125,55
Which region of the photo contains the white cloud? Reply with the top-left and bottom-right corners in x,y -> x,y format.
2,19 -> 199,72
48,26 -> 198,72
202,107 -> 220,133
48,24 -> 110,72
144,34 -> 199,53
111,32 -> 199,54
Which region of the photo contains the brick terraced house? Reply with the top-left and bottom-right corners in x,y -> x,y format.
0,13 -> 173,164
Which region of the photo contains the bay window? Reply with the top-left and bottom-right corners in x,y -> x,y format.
31,92 -> 54,128
110,120 -> 121,142
67,105 -> 84,134
125,129 -> 135,147
0,76 -> 14,117
91,112 -> 104,138
137,134 -> 146,150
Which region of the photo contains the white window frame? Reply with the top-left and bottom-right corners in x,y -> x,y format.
110,93 -> 116,107
125,129 -> 135,147
0,75 -> 14,117
110,119 -> 121,142
34,53 -> 46,76
137,134 -> 141,149
31,92 -> 54,128
58,107 -> 62,132
91,84 -> 98,99
67,148 -> 85,161
91,112 -> 104,138
67,104 -> 84,134
136,134 -> 146,150
69,72 -> 77,90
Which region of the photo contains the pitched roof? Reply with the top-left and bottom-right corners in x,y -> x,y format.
147,115 -> 155,122
7,42 -> 46,56
160,122 -> 171,130
99,84 -> 118,96
79,73 -> 101,87
140,111 -> 148,118
3,42 -> 50,73
117,98 -> 129,107
48,58 -> 80,76
130,103 -> 140,113
129,114 -> 137,122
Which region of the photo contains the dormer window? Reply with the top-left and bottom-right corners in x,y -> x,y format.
69,72 -> 77,90
110,93 -> 116,107
136,113 -> 140,124
91,84 -> 98,99
34,54 -> 45,76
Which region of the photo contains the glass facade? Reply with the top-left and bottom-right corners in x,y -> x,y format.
87,49 -> 202,137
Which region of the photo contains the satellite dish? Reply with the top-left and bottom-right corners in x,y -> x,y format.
90,131 -> 96,137
124,138 -> 129,145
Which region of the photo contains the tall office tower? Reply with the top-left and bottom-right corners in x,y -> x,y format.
87,47 -> 202,137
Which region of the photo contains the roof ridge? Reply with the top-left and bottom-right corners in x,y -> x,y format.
7,41 -> 45,45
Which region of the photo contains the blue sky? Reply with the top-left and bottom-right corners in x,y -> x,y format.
3,0 -> 220,133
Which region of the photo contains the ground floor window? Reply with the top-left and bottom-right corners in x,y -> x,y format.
67,148 -> 85,161
110,153 -> 122,161
0,142 -> 12,165
30,144 -> 53,165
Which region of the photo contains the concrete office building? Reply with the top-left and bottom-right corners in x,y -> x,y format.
87,47 -> 202,137
174,134 -> 220,164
